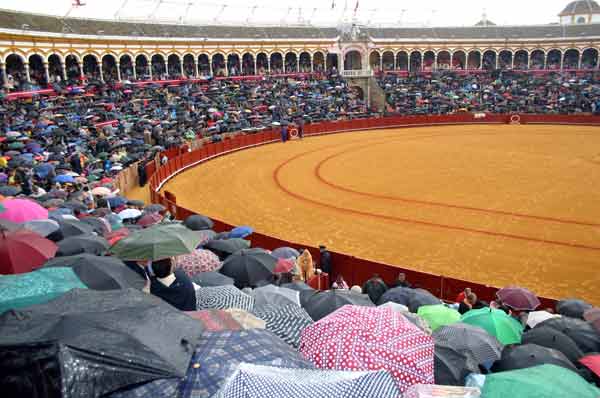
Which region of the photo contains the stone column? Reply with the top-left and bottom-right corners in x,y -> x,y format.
511,55 -> 514,69
193,58 -> 198,77
116,62 -> 122,82
60,62 -> 66,80
43,62 -> 50,84
179,60 -> 184,78
0,63 -> 5,86
132,62 -> 137,80
24,62 -> 31,82
267,58 -> 270,73
163,59 -> 167,79
560,53 -> 564,71
296,57 -> 300,73
495,54 -> 499,69
99,64 -> 104,82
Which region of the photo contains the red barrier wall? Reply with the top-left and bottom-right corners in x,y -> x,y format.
145,114 -> 600,304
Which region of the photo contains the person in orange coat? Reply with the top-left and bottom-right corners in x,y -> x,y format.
296,249 -> 314,282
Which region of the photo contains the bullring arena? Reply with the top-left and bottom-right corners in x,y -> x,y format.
164,123 -> 600,304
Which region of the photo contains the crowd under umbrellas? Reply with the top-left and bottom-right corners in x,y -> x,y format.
1,75 -> 600,396
1,188 -> 600,397
380,70 -> 600,115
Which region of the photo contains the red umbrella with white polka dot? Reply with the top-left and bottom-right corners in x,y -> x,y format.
299,305 -> 434,393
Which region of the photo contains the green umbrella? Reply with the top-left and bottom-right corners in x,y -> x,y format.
0,267 -> 86,313
482,364 -> 600,398
110,223 -> 202,261
417,304 -> 460,331
461,307 -> 523,345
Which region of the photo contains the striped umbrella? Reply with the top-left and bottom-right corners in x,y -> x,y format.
433,323 -> 503,366
195,285 -> 255,312
254,304 -> 314,348
215,364 -> 400,398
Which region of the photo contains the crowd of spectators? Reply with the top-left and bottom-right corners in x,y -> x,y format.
380,70 -> 600,115
1,70 -> 600,397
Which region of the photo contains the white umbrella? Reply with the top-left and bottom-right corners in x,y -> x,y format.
526,311 -> 561,328
91,187 -> 112,197
118,208 -> 142,220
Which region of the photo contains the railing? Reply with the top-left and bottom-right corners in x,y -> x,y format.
142,113 -> 600,307
341,69 -> 374,78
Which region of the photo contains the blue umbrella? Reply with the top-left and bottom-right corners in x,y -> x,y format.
54,175 -> 75,184
34,163 -> 54,178
229,226 -> 253,239
179,329 -> 312,398
107,196 -> 128,208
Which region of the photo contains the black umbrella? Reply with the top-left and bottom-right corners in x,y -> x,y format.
556,299 -> 593,319
281,282 -> 317,307
377,286 -> 413,306
536,317 -> 600,354
434,341 -> 480,386
378,287 -> 440,312
127,200 -> 145,208
408,288 -> 442,312
491,344 -> 578,373
56,235 -> 110,256
220,248 -> 277,288
43,254 -> 145,290
362,278 -> 388,304
303,289 -> 374,321
183,214 -> 214,231
80,217 -> 109,235
0,289 -> 202,398
204,238 -> 251,259
58,219 -> 96,238
522,326 -> 584,364
191,271 -> 235,287
61,201 -> 88,212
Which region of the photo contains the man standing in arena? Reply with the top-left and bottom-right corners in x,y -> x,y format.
280,124 -> 288,143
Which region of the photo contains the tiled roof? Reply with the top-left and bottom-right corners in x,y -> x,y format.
0,9 -> 338,39
2,9 -> 600,41
366,24 -> 600,40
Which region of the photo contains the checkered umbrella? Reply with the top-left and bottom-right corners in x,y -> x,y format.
179,329 -> 313,398
254,304 -> 314,348
176,249 -> 222,276
196,285 -> 255,312
214,363 -> 400,398
433,323 -> 503,366
299,305 -> 435,393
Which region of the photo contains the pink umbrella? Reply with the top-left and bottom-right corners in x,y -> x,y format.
299,305 -> 434,393
0,198 -> 48,223
176,249 -> 221,276
274,258 -> 295,273
137,212 -> 163,227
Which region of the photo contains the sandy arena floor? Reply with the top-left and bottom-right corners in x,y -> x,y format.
163,125 -> 600,304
